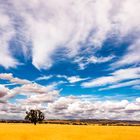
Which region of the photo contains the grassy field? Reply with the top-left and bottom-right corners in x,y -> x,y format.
0,123 -> 140,140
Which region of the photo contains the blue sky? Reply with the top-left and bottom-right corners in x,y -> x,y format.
0,0 -> 140,120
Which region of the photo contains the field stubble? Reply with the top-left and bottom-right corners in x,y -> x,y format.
0,123 -> 140,140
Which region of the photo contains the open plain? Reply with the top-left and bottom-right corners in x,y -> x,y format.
0,123 -> 140,140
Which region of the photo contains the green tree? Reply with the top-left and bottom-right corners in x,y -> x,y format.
25,109 -> 45,125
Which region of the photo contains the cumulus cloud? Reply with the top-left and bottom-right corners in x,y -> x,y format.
0,0 -> 140,69
47,96 -> 140,120
0,80 -> 140,120
25,90 -> 59,103
0,77 -> 61,119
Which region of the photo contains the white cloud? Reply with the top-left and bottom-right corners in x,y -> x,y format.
0,85 -> 9,98
87,56 -> 114,64
0,76 -> 59,103
56,75 -> 88,83
18,90 -> 59,104
0,73 -> 13,80
0,9 -> 19,68
10,78 -> 31,85
75,55 -> 114,70
0,80 -> 140,120
12,83 -> 56,95
111,39 -> 140,68
67,76 -> 88,83
0,73 -> 31,85
0,0 -> 140,69
115,0 -> 140,36
36,75 -> 53,81
47,96 -> 140,120
100,79 -> 140,91
81,67 -> 140,88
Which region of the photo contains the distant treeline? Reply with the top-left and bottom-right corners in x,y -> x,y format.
0,119 -> 140,126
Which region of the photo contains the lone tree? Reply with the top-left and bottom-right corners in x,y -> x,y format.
25,109 -> 45,125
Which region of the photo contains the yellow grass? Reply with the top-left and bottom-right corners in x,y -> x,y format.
0,123 -> 140,140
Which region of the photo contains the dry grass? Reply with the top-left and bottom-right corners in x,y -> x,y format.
0,123 -> 140,140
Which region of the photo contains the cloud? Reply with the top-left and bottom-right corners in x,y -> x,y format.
47,96 -> 140,120
75,55 -> 114,70
0,73 -> 13,80
0,77 -> 58,103
0,9 -> 19,69
67,76 -> 88,83
0,78 -> 60,116
48,96 -> 78,112
10,78 -> 31,85
81,67 -> 140,88
56,75 -> 88,83
114,0 -> 140,36
0,85 -> 9,98
0,85 -> 15,103
0,0 -> 140,69
12,83 -> 56,95
111,39 -> 140,68
100,79 -> 140,91
25,90 -> 59,103
36,75 -> 53,81
56,75 -> 68,79
0,73 -> 31,85
87,56 -> 114,64
0,77 -> 140,120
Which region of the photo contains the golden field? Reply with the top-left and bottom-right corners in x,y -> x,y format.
0,123 -> 140,140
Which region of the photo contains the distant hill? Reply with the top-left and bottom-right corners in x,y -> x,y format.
0,119 -> 140,126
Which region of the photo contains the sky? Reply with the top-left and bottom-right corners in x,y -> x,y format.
0,0 -> 140,120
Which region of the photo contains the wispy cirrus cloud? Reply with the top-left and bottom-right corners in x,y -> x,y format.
56,75 -> 89,83
35,75 -> 53,81
0,0 -> 140,69
75,55 -> 115,70
0,9 -> 19,69
100,79 -> 140,91
67,76 -> 89,83
81,67 -> 140,88
111,39 -> 140,68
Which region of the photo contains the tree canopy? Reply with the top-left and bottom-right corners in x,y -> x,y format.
25,109 -> 45,125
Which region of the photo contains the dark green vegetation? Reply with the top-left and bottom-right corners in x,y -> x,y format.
25,110 -> 45,125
